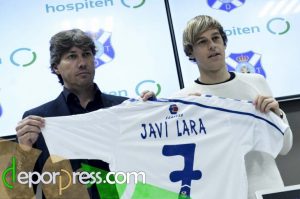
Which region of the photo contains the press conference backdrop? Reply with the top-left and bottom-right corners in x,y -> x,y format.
0,0 -> 180,136
0,0 -> 300,137
169,0 -> 300,99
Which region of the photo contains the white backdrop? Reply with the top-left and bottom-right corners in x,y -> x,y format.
169,0 -> 300,98
0,0 -> 180,136
1,0 -> 300,137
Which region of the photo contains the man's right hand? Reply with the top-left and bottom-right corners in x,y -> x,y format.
15,115 -> 45,150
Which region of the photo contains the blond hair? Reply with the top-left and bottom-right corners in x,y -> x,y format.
183,15 -> 227,57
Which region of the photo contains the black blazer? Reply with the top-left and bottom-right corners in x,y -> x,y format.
23,92 -> 127,198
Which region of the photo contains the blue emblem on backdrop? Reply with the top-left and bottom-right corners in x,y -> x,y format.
207,0 -> 246,12
226,51 -> 266,77
86,29 -> 115,68
0,104 -> 2,117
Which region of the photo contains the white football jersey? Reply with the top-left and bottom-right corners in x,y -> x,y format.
42,95 -> 288,199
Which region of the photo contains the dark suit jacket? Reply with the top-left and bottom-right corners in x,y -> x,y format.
23,92 -> 127,198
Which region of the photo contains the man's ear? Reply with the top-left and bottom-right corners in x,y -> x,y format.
53,65 -> 60,74
188,53 -> 196,62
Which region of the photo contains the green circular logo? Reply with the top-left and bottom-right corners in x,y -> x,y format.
121,0 -> 145,8
10,48 -> 37,67
267,17 -> 290,35
135,80 -> 161,96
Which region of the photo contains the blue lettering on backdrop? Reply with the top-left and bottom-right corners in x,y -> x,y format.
224,26 -> 260,36
45,0 -> 114,13
107,90 -> 128,97
224,18 -> 291,37
104,79 -> 161,97
163,143 -> 202,197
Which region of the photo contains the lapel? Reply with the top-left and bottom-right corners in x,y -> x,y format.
49,92 -> 72,116
101,93 -> 114,108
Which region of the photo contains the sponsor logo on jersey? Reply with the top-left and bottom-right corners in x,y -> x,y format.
207,0 -> 246,12
166,104 -> 183,120
86,29 -> 115,68
169,104 -> 178,115
226,51 -> 266,77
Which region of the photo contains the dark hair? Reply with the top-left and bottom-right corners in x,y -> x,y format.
49,29 -> 96,85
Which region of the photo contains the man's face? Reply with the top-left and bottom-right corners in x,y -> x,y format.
190,29 -> 226,73
54,46 -> 95,89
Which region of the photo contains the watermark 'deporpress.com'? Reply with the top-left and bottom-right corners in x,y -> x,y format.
2,156 -> 146,195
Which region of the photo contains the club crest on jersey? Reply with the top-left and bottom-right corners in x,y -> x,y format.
86,29 -> 115,68
226,51 -> 266,77
207,0 -> 246,12
169,104 -> 178,115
